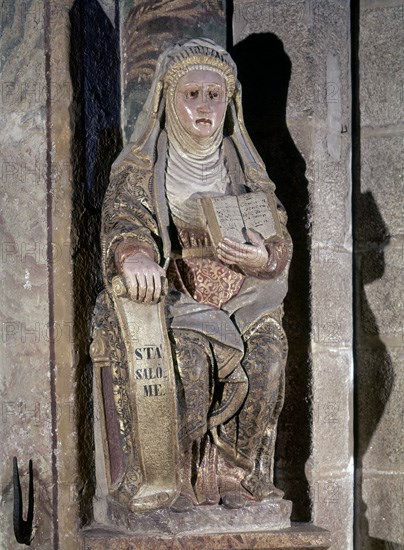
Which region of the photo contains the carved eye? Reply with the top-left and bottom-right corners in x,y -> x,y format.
209,90 -> 220,100
187,89 -> 199,99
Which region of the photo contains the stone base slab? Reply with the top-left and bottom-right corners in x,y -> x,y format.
80,522 -> 330,549
92,496 -> 292,534
81,498 -> 331,549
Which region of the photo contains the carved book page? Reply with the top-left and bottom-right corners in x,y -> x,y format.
200,195 -> 246,244
238,192 -> 280,240
200,191 -> 282,247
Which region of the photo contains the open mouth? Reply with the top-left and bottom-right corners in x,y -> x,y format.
196,118 -> 212,126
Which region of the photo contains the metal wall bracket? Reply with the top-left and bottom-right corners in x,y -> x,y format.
13,457 -> 34,546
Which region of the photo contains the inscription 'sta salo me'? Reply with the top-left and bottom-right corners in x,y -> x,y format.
134,345 -> 166,397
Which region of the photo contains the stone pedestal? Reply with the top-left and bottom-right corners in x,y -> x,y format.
81,499 -> 331,549
80,522 -> 331,550
93,497 -> 292,535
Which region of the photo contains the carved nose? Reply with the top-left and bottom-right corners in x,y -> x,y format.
197,101 -> 213,113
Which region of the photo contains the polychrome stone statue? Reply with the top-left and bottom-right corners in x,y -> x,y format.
90,38 -> 292,516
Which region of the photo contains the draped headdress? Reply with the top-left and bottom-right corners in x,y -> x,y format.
112,38 -> 273,190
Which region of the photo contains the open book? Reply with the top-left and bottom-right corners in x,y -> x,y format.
199,191 -> 282,246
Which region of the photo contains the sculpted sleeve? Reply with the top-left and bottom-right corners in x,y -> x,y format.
101,161 -> 161,288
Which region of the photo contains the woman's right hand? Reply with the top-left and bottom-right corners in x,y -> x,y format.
121,253 -> 166,304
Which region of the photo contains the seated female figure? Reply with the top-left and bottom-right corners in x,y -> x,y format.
91,38 -> 292,513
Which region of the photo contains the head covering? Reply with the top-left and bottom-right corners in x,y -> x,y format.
112,38 -> 274,192
163,39 -> 236,96
163,40 -> 236,158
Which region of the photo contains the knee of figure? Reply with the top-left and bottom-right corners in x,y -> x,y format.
172,329 -> 212,383
172,329 -> 207,355
268,354 -> 284,378
243,345 -> 285,386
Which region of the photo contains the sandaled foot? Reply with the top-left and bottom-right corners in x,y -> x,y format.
241,475 -> 284,501
129,490 -> 173,512
266,484 -> 284,500
221,490 -> 255,509
170,494 -> 195,513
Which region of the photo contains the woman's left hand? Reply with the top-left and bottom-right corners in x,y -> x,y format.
217,228 -> 268,271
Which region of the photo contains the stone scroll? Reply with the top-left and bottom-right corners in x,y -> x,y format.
110,276 -> 179,511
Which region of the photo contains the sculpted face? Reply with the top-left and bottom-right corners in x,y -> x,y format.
174,70 -> 227,139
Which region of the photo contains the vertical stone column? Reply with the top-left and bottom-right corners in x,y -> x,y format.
356,1 -> 404,547
47,1 -> 79,547
0,1 -> 78,547
232,2 -> 353,548
306,4 -> 353,548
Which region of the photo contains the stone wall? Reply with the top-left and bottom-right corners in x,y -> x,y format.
356,1 -> 404,548
0,0 -> 79,548
0,3 -> 53,544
